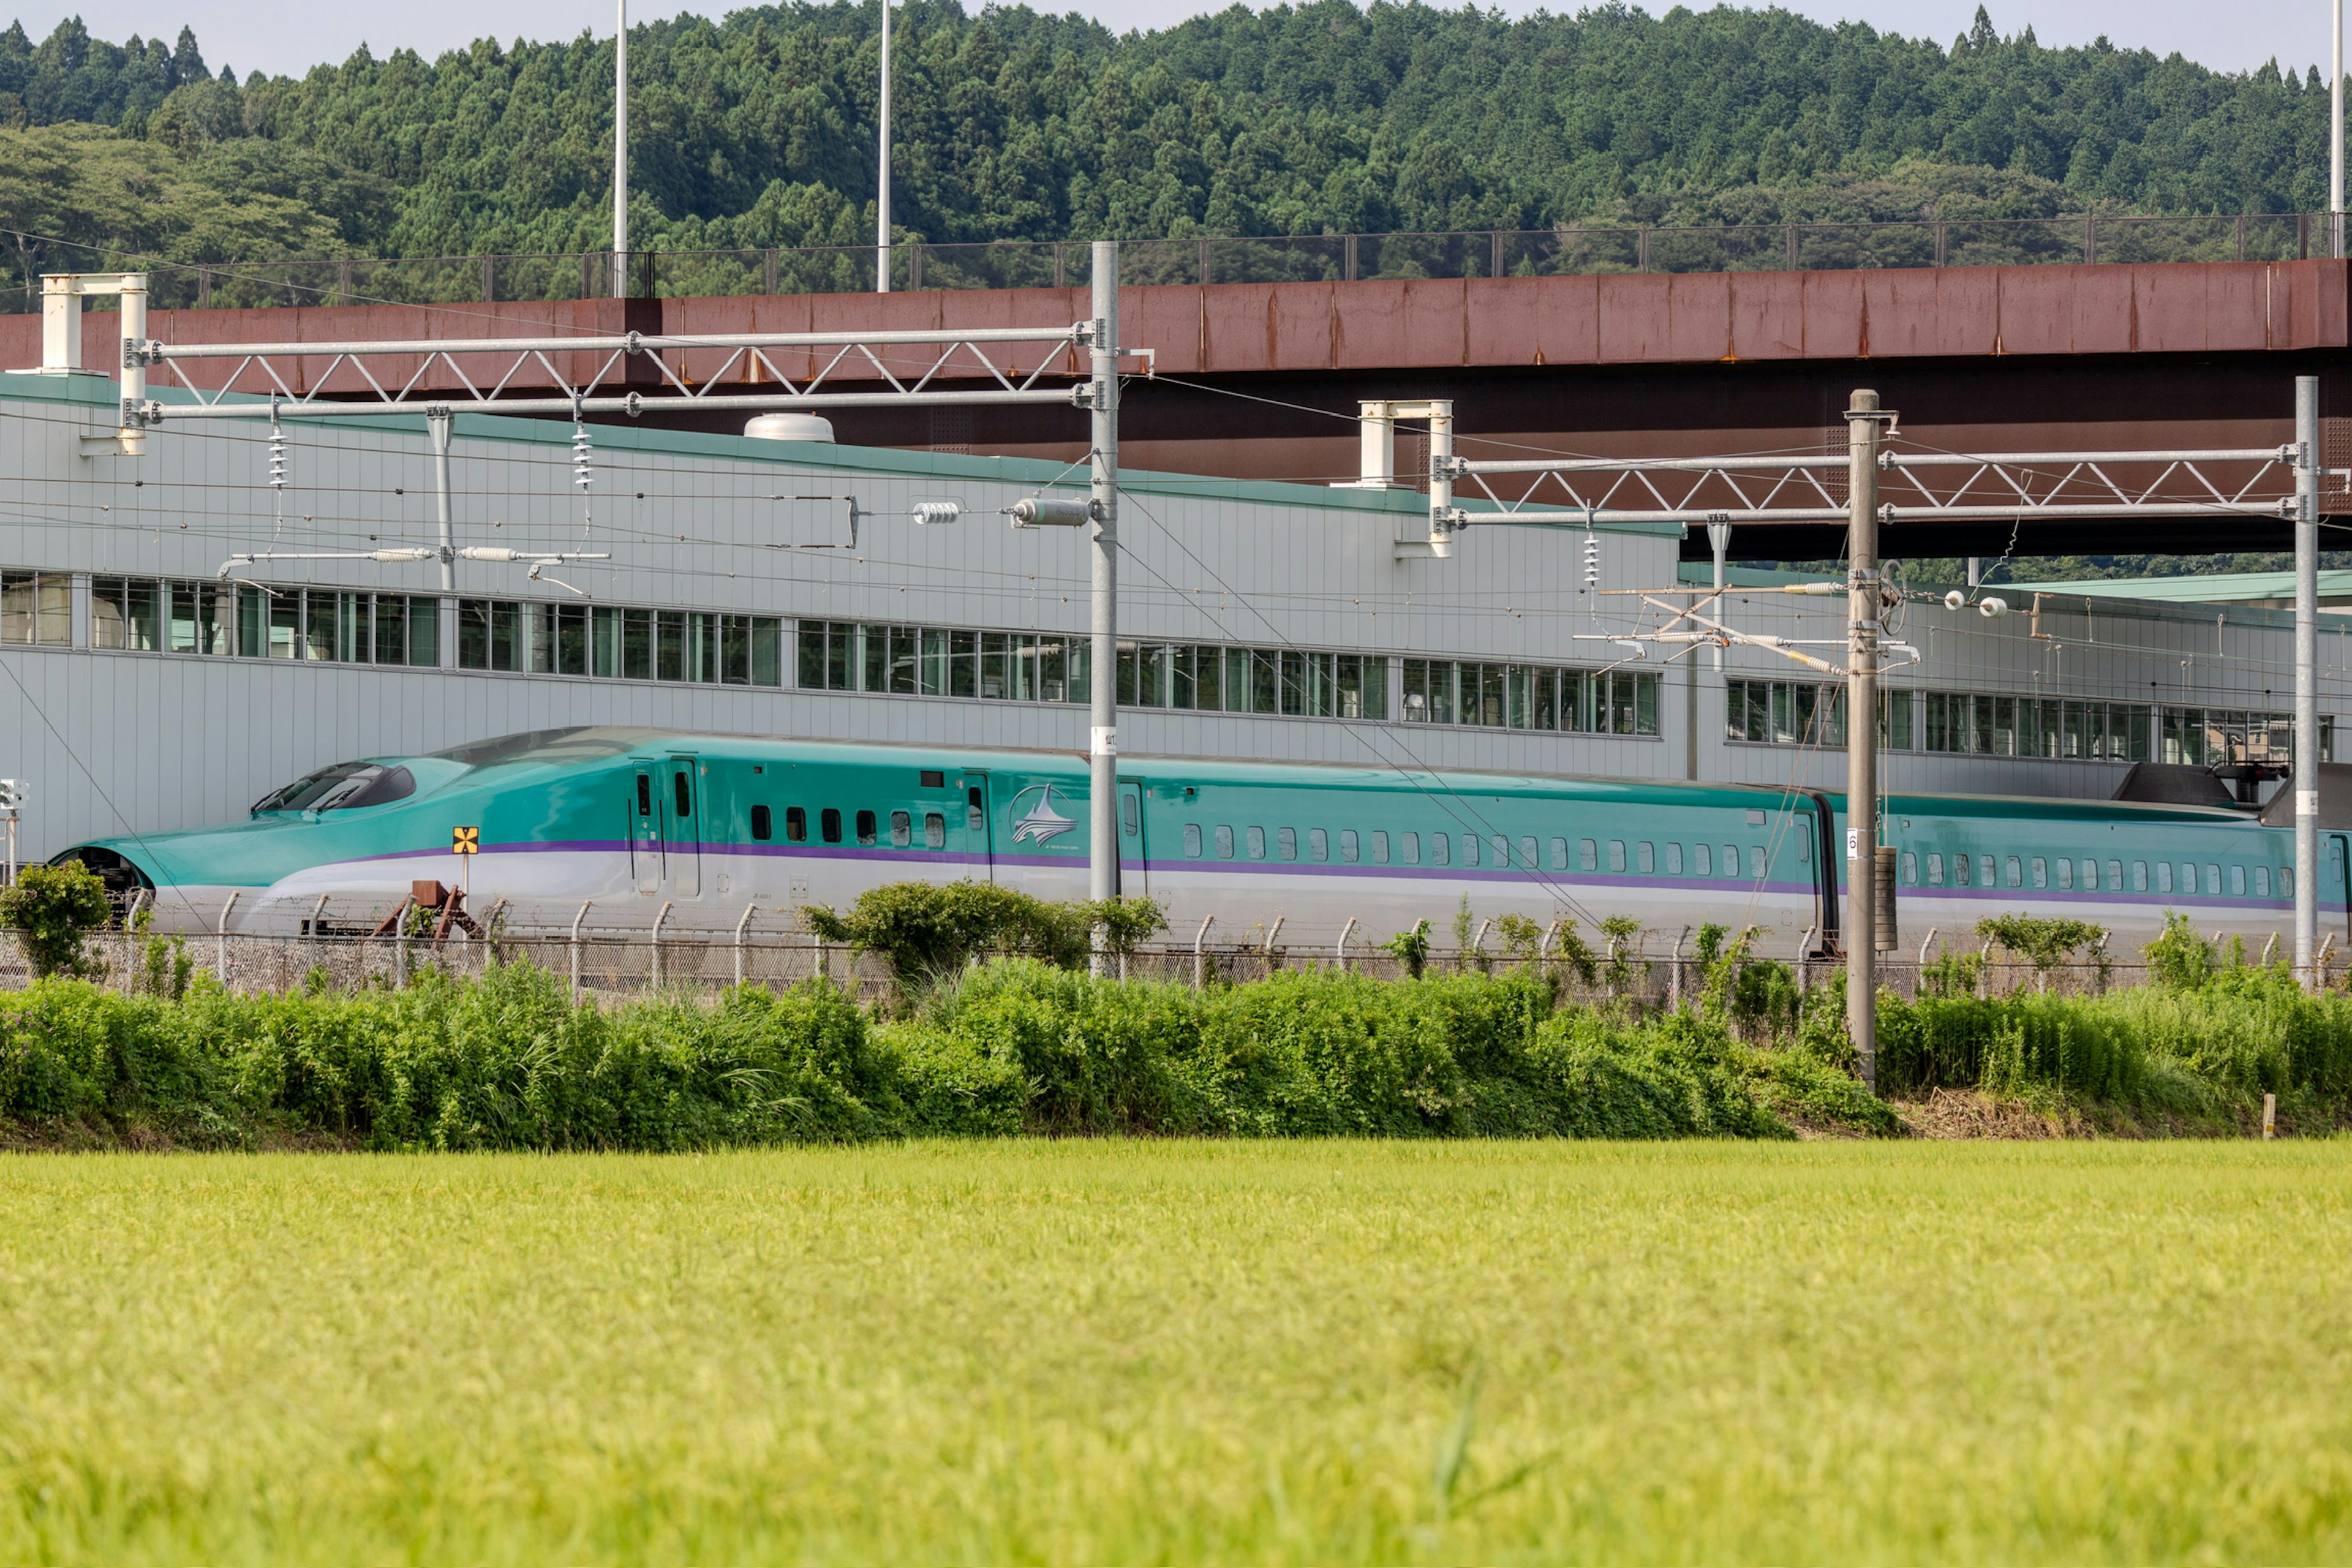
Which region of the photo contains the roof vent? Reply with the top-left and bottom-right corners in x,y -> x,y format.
744,412 -> 835,443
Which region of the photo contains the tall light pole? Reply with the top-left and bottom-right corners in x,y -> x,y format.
876,0 -> 892,293
613,0 -> 629,297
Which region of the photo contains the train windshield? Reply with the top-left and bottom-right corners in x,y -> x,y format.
251,763 -> 417,815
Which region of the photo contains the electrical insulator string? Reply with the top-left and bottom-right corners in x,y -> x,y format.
573,413 -> 594,537
268,397 -> 287,535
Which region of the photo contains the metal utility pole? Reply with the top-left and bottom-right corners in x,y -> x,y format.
613,0 -> 629,298
2335,0 -> 2345,258
2297,375 -> 2321,984
429,409 -> 455,592
1846,388 -> 1890,1091
875,0 -> 892,293
1088,239 -> 1120,968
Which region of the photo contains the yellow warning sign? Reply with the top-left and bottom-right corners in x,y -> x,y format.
451,825 -> 481,854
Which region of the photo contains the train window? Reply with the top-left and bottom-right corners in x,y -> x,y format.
1978,854 -> 1996,888
751,805 -> 772,842
2003,856 -> 2021,888
2155,862 -> 2172,894
1523,837 -> 1540,871
1492,835 -> 1510,868
1695,843 -> 1713,876
1121,794 -> 1139,837
2176,862 -> 2194,894
1608,841 -> 1627,873
821,808 -> 842,845
2282,867 -> 2295,898
2030,857 -> 2046,889
1796,833 -> 1809,863
925,813 -> 945,850
1401,832 -> 1420,865
1246,826 -> 1266,859
921,770 -> 945,788
1901,851 -> 1918,884
2255,865 -> 2272,899
1666,842 -> 1684,875
1722,845 -> 1740,879
2135,860 -> 2151,892
2054,858 -> 2071,891
1637,842 -> 1654,875
2083,860 -> 2099,891
1215,824 -> 1234,859
2206,864 -> 2222,897
891,810 -> 913,848
1371,831 -> 1389,864
2104,860 -> 2120,891
1278,827 -> 1298,861
1340,830 -> 1359,864
1306,828 -> 1325,862
786,807 -> 807,843
2230,864 -> 2247,897
1926,853 -> 1944,885
673,771 -> 693,818
1431,834 -> 1449,867
1184,823 -> 1203,858
857,810 -> 879,846
1580,839 -> 1597,872
1548,838 -> 1568,872
1462,836 -> 1480,868
636,775 -> 652,816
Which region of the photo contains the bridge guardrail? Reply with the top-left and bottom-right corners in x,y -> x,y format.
6,213 -> 2335,315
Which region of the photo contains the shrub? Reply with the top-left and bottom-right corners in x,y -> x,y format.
0,862 -> 113,979
802,881 -> 1087,995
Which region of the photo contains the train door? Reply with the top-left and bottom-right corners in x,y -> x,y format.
1119,780 -> 1148,897
631,768 -> 661,895
1798,789 -> 1841,956
962,771 -> 994,882
664,755 -> 702,898
2332,832 -> 2352,946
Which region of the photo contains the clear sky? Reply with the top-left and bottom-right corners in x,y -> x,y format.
1,0 -> 2335,82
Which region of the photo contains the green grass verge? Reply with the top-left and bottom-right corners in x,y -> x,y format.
0,1142 -> 2347,1564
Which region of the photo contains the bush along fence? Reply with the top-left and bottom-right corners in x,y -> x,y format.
1,878 -> 2347,1147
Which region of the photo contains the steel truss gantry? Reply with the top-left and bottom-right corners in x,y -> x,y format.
1432,445 -> 2303,531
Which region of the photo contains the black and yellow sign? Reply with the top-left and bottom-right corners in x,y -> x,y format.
451,825 -> 481,855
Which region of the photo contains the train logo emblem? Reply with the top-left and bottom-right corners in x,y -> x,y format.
1008,783 -> 1076,845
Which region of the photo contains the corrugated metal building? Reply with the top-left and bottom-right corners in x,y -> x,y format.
1,369 -> 2345,861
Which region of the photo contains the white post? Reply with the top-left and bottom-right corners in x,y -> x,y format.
40,276 -> 81,371
1918,926 -> 1939,967
1336,916 -> 1357,973
1708,521 -> 1730,671
570,899 -> 592,1001
1669,924 -> 1689,1005
215,890 -> 239,982
2297,375 -> 2321,987
875,0 -> 891,293
2334,0 -> 2345,258
117,274 -> 148,455
613,0 -> 629,297
1847,388 -> 1888,1092
649,899 -> 672,989
734,900 -> 758,987
429,409 -> 455,592
1087,239 -> 1120,971
1262,915 -> 1284,973
1192,913 -> 1214,989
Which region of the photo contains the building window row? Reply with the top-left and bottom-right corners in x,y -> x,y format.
1731,681 -> 2339,763
0,570 -> 72,646
1402,658 -> 1659,734
458,600 -> 783,686
79,577 -> 441,666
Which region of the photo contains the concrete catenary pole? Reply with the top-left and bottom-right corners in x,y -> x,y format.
429,409 -> 455,592
1708,519 -> 1730,671
1088,239 -> 1120,969
875,0 -> 892,293
2297,375 -> 2321,984
1847,389 -> 1886,1090
612,0 -> 628,298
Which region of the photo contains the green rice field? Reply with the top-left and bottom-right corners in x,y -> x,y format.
1,1142 -> 2347,1564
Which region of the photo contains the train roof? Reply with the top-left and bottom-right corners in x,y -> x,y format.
430,726 -> 2274,827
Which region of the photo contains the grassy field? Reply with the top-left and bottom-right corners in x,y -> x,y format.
1,1143 -> 2348,1565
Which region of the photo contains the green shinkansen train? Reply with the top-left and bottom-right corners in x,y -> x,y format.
56,725 -> 2352,953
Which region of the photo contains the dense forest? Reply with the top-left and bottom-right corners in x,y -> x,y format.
0,0 -> 2341,279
